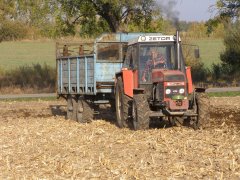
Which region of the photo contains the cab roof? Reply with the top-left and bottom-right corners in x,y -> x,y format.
128,35 -> 181,45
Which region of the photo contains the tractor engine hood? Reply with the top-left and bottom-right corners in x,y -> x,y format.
152,69 -> 186,83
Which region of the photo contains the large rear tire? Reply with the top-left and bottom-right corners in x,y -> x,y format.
115,77 -> 131,128
132,94 -> 150,130
193,92 -> 210,129
77,97 -> 94,123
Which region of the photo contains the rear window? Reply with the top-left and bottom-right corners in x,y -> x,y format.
97,43 -> 121,62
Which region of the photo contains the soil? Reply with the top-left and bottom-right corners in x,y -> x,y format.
0,97 -> 240,179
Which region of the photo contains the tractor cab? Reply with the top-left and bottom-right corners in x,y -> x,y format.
124,36 -> 186,83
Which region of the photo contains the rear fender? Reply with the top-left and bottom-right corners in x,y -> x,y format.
186,66 -> 193,94
195,88 -> 206,93
122,69 -> 138,97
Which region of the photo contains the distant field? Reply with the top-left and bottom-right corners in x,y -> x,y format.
0,38 -> 224,70
192,39 -> 225,68
0,41 -> 55,70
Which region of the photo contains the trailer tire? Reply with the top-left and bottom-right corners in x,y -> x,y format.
193,92 -> 210,129
115,77 -> 131,128
67,95 -> 77,121
77,98 -> 94,123
132,94 -> 150,130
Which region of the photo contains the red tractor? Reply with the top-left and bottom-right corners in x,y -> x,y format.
115,32 -> 210,130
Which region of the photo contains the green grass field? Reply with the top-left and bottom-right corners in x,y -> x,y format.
208,91 -> 240,97
0,41 -> 55,70
0,38 -> 224,70
192,39 -> 225,68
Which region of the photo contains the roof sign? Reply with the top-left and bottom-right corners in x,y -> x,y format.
128,35 -> 182,45
138,35 -> 178,42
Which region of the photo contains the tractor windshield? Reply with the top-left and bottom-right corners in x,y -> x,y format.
139,43 -> 181,82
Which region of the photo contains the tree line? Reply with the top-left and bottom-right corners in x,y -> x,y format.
0,0 -> 225,39
208,0 -> 240,82
0,0 -> 160,39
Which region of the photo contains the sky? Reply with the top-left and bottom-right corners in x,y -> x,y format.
160,0 -> 217,22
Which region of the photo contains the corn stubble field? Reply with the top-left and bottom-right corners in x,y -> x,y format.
0,96 -> 240,179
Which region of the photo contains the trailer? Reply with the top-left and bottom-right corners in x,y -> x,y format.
56,33 -> 163,123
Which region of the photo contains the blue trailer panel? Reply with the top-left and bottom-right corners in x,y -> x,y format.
57,55 -> 95,95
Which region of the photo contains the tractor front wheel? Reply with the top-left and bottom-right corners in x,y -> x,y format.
193,92 -> 210,129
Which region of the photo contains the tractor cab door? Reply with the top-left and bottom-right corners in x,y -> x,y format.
122,44 -> 139,92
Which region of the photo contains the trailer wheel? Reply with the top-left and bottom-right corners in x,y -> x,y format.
132,94 -> 150,130
115,77 -> 131,128
67,95 -> 77,121
77,98 -> 94,123
193,93 -> 210,129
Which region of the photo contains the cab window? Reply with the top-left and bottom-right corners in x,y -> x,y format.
139,43 -> 177,83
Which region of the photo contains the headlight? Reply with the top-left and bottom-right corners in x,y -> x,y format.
179,88 -> 185,94
166,89 -> 171,94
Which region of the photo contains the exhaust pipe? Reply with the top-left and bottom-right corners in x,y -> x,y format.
176,31 -> 180,70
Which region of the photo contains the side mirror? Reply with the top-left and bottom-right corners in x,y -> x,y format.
194,48 -> 200,59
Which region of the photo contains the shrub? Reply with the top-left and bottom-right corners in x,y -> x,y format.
220,22 -> 240,76
190,60 -> 209,83
209,22 -> 240,84
182,39 -> 209,83
0,64 -> 56,93
0,20 -> 28,41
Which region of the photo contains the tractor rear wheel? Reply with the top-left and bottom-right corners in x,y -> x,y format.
193,92 -> 210,129
67,95 -> 77,121
115,77 -> 131,128
132,94 -> 150,130
77,97 -> 94,123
